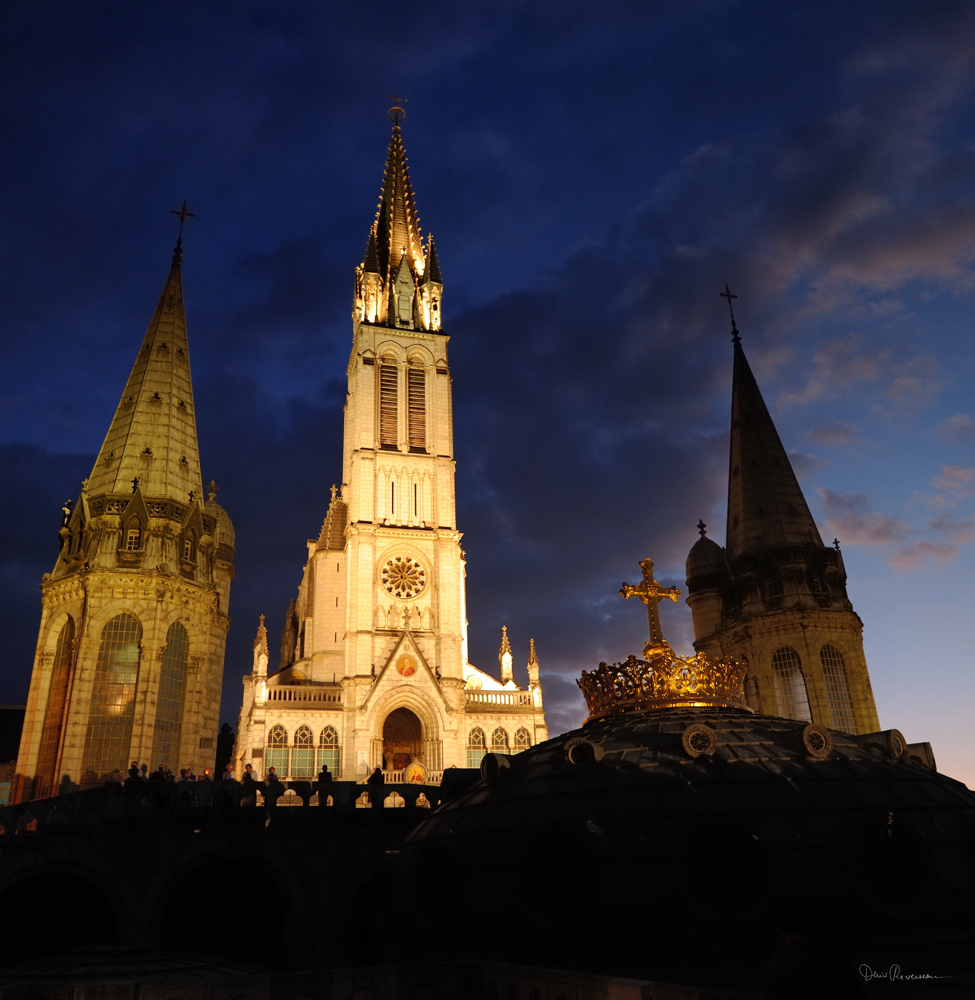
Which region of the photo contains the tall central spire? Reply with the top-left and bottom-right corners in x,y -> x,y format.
86,215 -> 203,501
356,108 -> 442,332
374,123 -> 425,281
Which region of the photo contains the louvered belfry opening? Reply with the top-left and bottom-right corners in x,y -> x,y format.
380,361 -> 398,448
408,363 -> 426,451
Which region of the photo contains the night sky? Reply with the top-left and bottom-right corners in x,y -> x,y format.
4,1 -> 975,784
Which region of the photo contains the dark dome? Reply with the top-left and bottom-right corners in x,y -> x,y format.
685,533 -> 725,580
383,707 -> 975,986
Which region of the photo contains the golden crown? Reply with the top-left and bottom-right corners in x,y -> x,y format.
576,556 -> 748,722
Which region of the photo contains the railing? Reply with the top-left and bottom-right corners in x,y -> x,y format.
380,770 -> 442,786
465,690 -> 534,708
267,685 -> 342,704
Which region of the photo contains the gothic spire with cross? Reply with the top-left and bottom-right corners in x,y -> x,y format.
86,205 -> 204,501
724,287 -> 821,561
620,557 -> 681,652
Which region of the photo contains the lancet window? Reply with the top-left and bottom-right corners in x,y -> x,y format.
491,727 -> 509,754
770,645 -> 812,722
292,725 -> 315,778
151,622 -> 189,768
318,726 -> 340,777
408,362 -> 426,451
513,728 -> 531,752
379,360 -> 398,448
82,613 -> 142,780
266,724 -> 289,777
820,644 -> 857,733
182,532 -> 195,562
467,727 -> 486,768
36,616 -> 75,796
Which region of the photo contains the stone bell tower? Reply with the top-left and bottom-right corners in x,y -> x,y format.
233,103 -> 546,782
685,290 -> 879,735
14,209 -> 235,801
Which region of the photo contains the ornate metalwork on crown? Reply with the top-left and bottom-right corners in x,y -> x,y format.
576,556 -> 749,721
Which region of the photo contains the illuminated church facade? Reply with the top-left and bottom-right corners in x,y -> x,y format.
231,118 -> 548,782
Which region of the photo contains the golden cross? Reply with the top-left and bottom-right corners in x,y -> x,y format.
620,557 -> 681,649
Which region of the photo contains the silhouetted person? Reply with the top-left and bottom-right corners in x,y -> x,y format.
763,905 -> 868,999
317,763 -> 332,789
150,765 -> 166,782
222,763 -> 236,781
200,768 -> 212,781
240,763 -> 257,806
367,766 -> 385,786
127,761 -> 140,782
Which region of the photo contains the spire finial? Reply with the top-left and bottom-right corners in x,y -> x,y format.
330,483 -> 338,503
834,538 -> 841,551
697,519 -> 707,537
387,90 -> 407,126
131,476 -> 140,493
208,480 -> 218,502
720,284 -> 740,345
170,200 -> 195,265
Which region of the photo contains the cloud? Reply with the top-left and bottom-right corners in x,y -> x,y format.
819,488 -> 909,544
936,414 -> 975,441
933,466 -> 975,495
890,540 -> 958,571
806,422 -> 859,445
781,334 -> 943,412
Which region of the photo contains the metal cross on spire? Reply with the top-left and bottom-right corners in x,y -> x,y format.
170,200 -> 195,265
720,284 -> 741,345
387,90 -> 407,126
697,519 -> 707,538
620,557 -> 682,652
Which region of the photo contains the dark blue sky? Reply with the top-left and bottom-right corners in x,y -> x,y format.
4,1 -> 975,780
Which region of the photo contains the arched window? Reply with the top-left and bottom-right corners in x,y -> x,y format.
492,727 -> 509,754
82,614 -> 142,779
379,358 -> 398,448
467,727 -> 486,768
181,532 -> 195,562
408,361 -> 426,451
266,724 -> 288,777
771,645 -> 812,722
318,726 -> 340,778
513,728 -> 531,752
124,519 -> 142,551
36,617 -> 75,796
152,622 -> 189,768
820,644 -> 857,733
292,725 -> 315,778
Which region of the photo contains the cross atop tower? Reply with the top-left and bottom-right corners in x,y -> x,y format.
620,557 -> 681,651
170,201 -> 195,265
387,90 -> 407,126
720,284 -> 740,345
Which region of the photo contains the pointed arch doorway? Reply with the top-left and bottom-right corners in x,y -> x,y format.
383,707 -> 422,771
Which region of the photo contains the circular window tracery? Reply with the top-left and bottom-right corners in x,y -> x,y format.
381,556 -> 426,599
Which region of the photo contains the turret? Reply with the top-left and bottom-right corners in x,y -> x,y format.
527,639 -> 543,709
499,625 -> 513,686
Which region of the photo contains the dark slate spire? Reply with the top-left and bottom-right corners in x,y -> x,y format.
726,333 -> 822,561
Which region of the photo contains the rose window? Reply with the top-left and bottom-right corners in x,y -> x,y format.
381,556 -> 426,599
